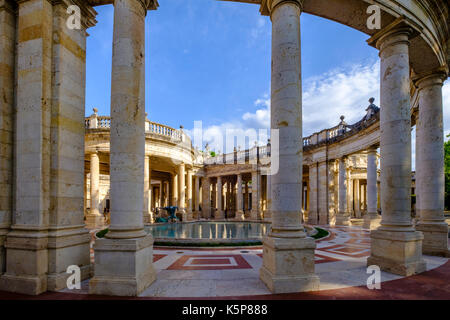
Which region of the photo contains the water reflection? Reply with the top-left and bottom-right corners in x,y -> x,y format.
145,222 -> 269,240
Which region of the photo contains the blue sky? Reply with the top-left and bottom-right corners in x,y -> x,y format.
85,0 -> 449,161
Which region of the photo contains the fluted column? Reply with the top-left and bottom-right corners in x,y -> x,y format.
236,174 -> 244,220
415,72 -> 449,256
215,177 -> 224,219
363,147 -> 381,229
264,173 -> 272,221
354,179 -> 361,218
317,162 -> 328,224
143,155 -> 151,223
0,0 -> 15,277
193,176 -> 200,218
307,164 -> 318,224
251,171 -> 261,220
259,0 -> 319,293
87,152 -> 103,227
367,25 -> 425,276
172,173 -> 178,206
186,169 -> 193,220
90,0 -> 157,296
201,178 -> 211,219
178,164 -> 186,220
336,157 -> 350,225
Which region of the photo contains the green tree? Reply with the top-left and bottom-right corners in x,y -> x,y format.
445,134 -> 450,210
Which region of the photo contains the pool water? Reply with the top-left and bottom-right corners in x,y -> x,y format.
145,222 -> 270,240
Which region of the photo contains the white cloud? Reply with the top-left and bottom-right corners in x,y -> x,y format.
186,61 -> 450,158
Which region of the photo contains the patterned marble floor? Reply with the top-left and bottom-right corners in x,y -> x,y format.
63,225 -> 448,298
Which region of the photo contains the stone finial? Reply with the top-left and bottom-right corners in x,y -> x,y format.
369,97 -> 375,104
93,108 -> 98,115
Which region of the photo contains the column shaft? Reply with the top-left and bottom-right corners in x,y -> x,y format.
307,164 -> 318,224
143,155 -> 151,223
178,164 -> 186,217
186,169 -> 193,219
415,73 -> 449,256
363,148 -> 381,229
236,174 -> 244,220
336,158 -> 350,225
367,26 -> 425,276
260,0 -> 319,294
215,177 -> 224,219
194,176 -> 200,218
90,0 -> 156,296
251,171 -> 261,220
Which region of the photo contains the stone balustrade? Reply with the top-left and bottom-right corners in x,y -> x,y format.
85,113 -> 187,143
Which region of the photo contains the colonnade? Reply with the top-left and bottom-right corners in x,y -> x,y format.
0,0 -> 447,298
200,172 -> 270,221
306,151 -> 380,229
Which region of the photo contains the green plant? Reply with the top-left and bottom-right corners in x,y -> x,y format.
96,228 -> 109,238
210,151 -> 216,157
311,227 -> 329,240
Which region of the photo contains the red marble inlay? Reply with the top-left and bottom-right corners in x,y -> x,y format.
190,258 -> 231,265
153,254 -> 167,263
167,254 -> 252,270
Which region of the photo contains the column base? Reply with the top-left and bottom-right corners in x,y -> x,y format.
259,235 -> 320,294
192,211 -> 200,220
89,234 -> 156,296
251,210 -> 262,220
318,212 -> 328,225
0,231 -> 48,295
307,213 -> 318,225
335,213 -> 351,226
235,210 -> 245,221
186,211 -> 193,221
362,213 -> 381,230
415,222 -> 449,256
0,235 -> 5,274
86,214 -> 105,229
143,212 -> 153,224
367,229 -> 426,276
46,226 -> 92,291
214,210 -> 224,220
263,210 -> 272,221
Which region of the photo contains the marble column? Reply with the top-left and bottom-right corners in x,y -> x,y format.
159,181 -> 163,208
259,0 -> 319,293
317,162 -> 328,224
194,176 -> 200,219
264,174 -> 273,221
172,173 -> 178,207
251,171 -> 261,220
215,177 -> 224,219
367,25 -> 426,276
87,152 -> 104,227
236,174 -> 245,220
354,179 -> 361,218
347,175 -> 354,216
186,169 -> 193,220
336,157 -> 350,225
201,178 -> 211,219
0,0 -> 15,277
415,72 -> 449,256
363,147 -> 381,229
178,164 -> 186,220
90,0 -> 157,296
307,164 -> 318,224
143,155 -> 152,223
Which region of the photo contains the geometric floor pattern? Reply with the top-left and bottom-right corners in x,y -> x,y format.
2,225 -> 446,298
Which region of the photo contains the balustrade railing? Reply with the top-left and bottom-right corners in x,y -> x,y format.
85,114 -> 184,141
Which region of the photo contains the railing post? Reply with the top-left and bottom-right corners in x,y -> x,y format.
89,108 -> 98,129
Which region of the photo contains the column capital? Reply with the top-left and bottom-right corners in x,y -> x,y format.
413,69 -> 447,90
367,146 -> 378,154
367,18 -> 418,51
137,0 -> 158,11
260,0 -> 303,16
